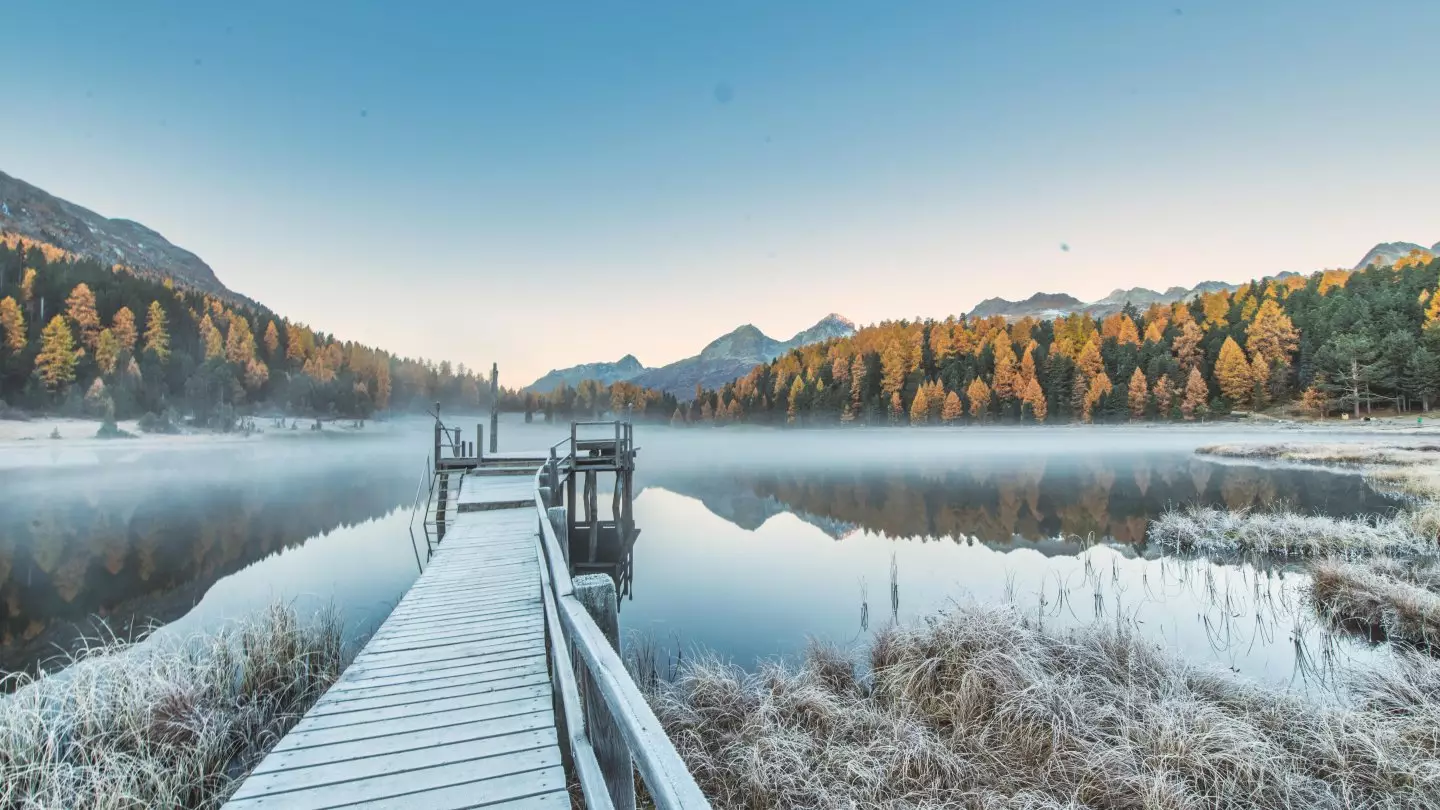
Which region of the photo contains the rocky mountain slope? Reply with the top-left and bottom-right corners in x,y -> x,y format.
1354,241 -> 1435,270
527,354 -> 647,394
0,169 -> 229,294
528,314 -> 856,397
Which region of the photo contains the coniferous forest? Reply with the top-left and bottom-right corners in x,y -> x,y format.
0,235 -> 682,428
672,253 -> 1440,426
0,237 -> 509,427
4,233 -> 1437,430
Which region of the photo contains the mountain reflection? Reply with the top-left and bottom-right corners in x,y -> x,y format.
0,445 -> 415,678
647,454 -> 1393,548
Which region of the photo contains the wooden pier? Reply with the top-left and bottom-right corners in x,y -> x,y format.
223,418 -> 708,810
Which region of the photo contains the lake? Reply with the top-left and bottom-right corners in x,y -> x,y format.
0,419 -> 1402,692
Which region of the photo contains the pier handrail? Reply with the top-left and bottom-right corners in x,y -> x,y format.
531,430 -> 709,810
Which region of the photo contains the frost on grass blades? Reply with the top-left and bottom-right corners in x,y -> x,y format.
649,602 -> 1440,810
1147,506 -> 1431,558
0,603 -> 349,810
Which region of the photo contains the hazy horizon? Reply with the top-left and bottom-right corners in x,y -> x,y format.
4,1 -> 1438,383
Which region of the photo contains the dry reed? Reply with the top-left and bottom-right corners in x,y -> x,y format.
648,602 -> 1440,809
0,603 -> 349,810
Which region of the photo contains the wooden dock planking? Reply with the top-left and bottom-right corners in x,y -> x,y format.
223,466 -> 572,810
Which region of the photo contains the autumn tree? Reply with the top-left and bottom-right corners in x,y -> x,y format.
888,391 -> 904,424
880,341 -> 908,400
1181,367 -> 1208,420
1214,336 -> 1252,406
992,333 -> 1019,400
111,306 -> 137,354
264,321 -> 281,357
19,268 -> 36,304
1153,374 -> 1175,418
1083,372 -> 1112,422
1245,299 -> 1299,369
200,313 -> 224,360
95,328 -> 120,375
0,296 -> 25,353
787,376 -> 805,424
1173,321 -> 1203,372
144,301 -> 170,361
225,316 -> 257,365
1022,377 -> 1047,422
909,383 -> 931,425
966,378 -> 992,421
1076,338 -> 1104,381
1116,316 -> 1140,347
66,283 -> 101,350
35,316 -> 78,391
1128,368 -> 1148,420
941,390 -> 963,423
1249,351 -> 1270,410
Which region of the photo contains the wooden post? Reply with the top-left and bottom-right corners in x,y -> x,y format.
548,506 -> 570,569
489,363 -> 499,454
476,422 -> 484,462
585,471 -> 599,562
573,574 -> 636,810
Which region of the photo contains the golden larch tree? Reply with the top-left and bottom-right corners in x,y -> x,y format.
787,376 -> 804,424
1127,368 -> 1148,420
1083,372 -> 1112,423
941,390 -> 963,423
1172,321 -> 1203,372
95,328 -> 120,375
909,384 -> 930,425
144,301 -> 170,361
1245,299 -> 1299,367
1214,336 -> 1252,406
1153,374 -> 1175,417
966,378 -> 992,421
1076,337 -> 1104,381
225,316 -> 257,365
66,283 -> 101,350
992,333 -> 1019,400
199,313 -> 224,360
1143,320 -> 1165,344
36,315 -> 79,391
888,391 -> 904,424
376,361 -> 392,410
19,268 -> 37,304
1023,377 -> 1048,422
111,306 -> 137,353
264,320 -> 281,357
1249,351 -> 1270,410
880,341 -> 908,399
1181,367 -> 1208,420
1115,316 -> 1141,347
0,296 -> 25,353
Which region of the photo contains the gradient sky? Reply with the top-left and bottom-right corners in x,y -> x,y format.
3,1 -> 1438,384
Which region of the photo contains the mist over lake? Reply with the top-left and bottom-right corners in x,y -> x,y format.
2,418 -> 1399,691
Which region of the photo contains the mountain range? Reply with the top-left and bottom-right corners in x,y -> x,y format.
967,279 -> 1247,322
0,170 -> 232,296
526,314 -> 857,396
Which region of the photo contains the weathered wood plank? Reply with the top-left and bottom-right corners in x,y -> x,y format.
249,719 -> 556,775
228,735 -> 560,804
339,765 -> 569,810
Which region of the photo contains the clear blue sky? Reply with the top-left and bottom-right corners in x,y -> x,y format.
3,1 -> 1438,384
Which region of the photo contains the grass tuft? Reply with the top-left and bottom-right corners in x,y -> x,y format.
1311,558 -> 1440,651
0,602 -> 350,810
648,601 -> 1440,809
1148,505 -> 1433,558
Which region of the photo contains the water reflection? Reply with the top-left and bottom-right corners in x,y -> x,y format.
624,452 -> 1393,690
0,442 -> 417,677
648,453 -> 1394,547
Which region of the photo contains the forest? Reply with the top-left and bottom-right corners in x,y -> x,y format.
0,236 -> 684,429
671,252 -> 1440,426
0,236 -> 533,427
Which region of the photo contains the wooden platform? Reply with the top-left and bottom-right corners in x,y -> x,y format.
224,466 -> 569,809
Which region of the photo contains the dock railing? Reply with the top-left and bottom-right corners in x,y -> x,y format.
532,423 -> 709,810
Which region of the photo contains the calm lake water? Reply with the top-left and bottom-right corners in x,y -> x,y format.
0,419 -> 1403,691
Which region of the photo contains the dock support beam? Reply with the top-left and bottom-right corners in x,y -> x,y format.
489,362 -> 499,454
573,574 -> 637,810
